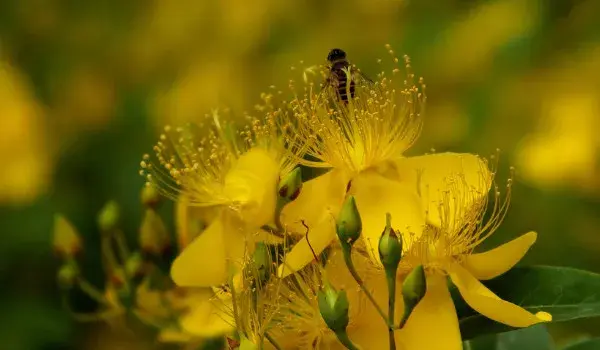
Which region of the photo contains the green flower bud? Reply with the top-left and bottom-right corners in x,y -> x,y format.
97,201 -> 120,232
53,214 -> 82,258
139,208 -> 170,256
318,282 -> 350,333
278,167 -> 302,202
125,251 -> 145,278
239,336 -> 259,350
140,185 -> 161,208
252,242 -> 271,284
399,265 -> 427,328
336,196 -> 362,247
378,213 -> 402,271
57,261 -> 79,290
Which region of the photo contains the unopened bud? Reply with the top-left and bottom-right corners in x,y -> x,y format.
141,185 -> 161,208
399,265 -> 427,328
336,196 -> 361,247
53,214 -> 82,258
139,209 -> 170,255
252,242 -> 271,284
98,201 -> 120,232
239,336 -> 259,350
378,213 -> 402,271
318,282 -> 350,333
109,268 -> 127,289
278,167 -> 302,203
109,268 -> 134,308
125,252 -> 145,278
57,261 -> 79,290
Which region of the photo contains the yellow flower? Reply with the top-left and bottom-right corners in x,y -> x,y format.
278,48 -> 486,275
101,278 -> 214,345
141,109 -> 296,287
179,247 -> 285,346
392,163 -> 552,350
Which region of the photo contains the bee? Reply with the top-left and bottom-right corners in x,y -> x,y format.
323,48 -> 373,103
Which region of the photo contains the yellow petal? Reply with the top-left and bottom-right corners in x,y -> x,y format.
393,153 -> 490,228
135,281 -> 170,319
224,147 -> 279,227
448,262 -> 550,327
179,289 -> 235,337
157,328 -> 195,343
281,169 -> 348,232
175,193 -> 220,250
350,170 -> 425,264
171,211 -> 247,287
278,216 -> 336,277
397,273 -> 462,350
464,231 -> 537,280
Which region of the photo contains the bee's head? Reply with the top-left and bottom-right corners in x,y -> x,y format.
327,48 -> 346,62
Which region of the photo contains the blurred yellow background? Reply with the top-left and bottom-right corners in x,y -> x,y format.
1,0 -> 599,348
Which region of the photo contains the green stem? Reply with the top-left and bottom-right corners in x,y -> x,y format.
385,269 -> 398,350
229,273 -> 241,330
274,208 -> 285,233
341,246 -> 390,327
100,235 -> 119,274
335,330 -> 362,350
265,332 -> 283,350
114,230 -> 131,263
78,279 -> 110,305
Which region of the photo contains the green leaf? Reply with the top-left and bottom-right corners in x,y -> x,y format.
561,338 -> 600,350
463,325 -> 555,350
453,266 -> 600,340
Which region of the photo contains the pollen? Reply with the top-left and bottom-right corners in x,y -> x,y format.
285,46 -> 426,175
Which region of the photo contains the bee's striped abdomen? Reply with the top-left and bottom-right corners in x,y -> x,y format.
331,61 -> 354,102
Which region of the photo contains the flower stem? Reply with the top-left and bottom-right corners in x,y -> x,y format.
78,278 -> 110,305
341,246 -> 390,327
114,229 -> 131,263
229,272 -> 241,329
335,330 -> 362,350
385,269 -> 398,350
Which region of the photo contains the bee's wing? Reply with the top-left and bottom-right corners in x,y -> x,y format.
316,73 -> 339,103
350,67 -> 375,87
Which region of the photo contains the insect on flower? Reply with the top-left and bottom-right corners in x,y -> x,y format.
322,48 -> 375,103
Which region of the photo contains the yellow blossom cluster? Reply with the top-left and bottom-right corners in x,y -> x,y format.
137,46 -> 551,350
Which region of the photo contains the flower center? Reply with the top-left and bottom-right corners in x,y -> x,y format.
286,51 -> 425,175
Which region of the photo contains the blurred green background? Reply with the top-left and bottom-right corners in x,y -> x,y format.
1,0 -> 599,348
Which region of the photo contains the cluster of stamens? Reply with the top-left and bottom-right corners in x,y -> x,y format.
400,151 -> 513,274
139,106 -> 297,207
283,46 -> 426,174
